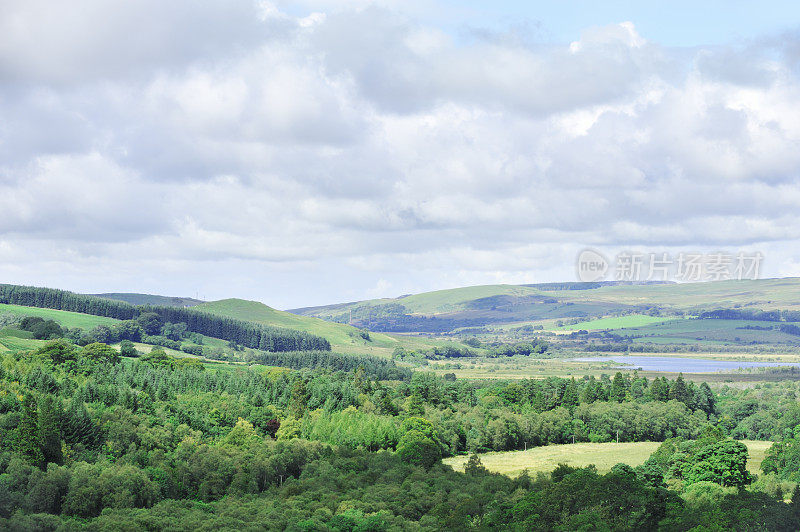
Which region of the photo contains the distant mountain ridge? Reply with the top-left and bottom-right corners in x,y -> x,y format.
521,281 -> 675,291
288,278 -> 800,333
89,293 -> 204,308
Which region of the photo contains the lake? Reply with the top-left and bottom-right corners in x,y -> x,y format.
572,355 -> 800,373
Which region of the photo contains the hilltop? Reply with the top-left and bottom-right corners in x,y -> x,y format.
89,293 -> 204,307
289,278 -> 800,333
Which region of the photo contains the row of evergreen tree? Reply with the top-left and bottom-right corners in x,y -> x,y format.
243,350 -> 411,381
699,308 -> 800,322
0,284 -> 330,352
487,372 -> 716,415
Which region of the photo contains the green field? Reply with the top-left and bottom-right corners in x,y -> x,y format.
619,318 -> 800,345
0,328 -> 34,339
0,335 -> 47,354
443,440 -> 771,478
557,314 -> 671,331
0,336 -> 188,358
0,303 -> 119,330
115,342 -> 188,358
426,352 -> 800,383
0,304 -> 121,354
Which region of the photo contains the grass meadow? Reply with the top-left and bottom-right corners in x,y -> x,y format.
0,303 -> 119,329
556,314 -> 671,331
443,440 -> 771,478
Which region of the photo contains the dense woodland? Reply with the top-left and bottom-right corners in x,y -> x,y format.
0,320 -> 794,529
0,299 -> 798,529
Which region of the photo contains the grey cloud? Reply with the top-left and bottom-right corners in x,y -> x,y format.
0,154 -> 169,241
313,11 -> 660,115
0,0 -> 294,84
1,2 -> 800,306
695,47 -> 778,87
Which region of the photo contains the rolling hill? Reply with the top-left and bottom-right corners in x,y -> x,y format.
0,282 -> 477,358
0,303 -> 120,329
9,278 -> 800,354
194,299 -> 475,357
289,278 -> 800,333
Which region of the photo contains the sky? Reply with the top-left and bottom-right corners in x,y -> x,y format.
1,1 -> 800,309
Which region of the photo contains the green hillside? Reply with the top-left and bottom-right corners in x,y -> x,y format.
290,278 -> 800,334
550,278 -> 800,310
195,299 -> 472,357
0,293 -> 472,359
0,303 -> 119,329
393,285 -> 540,314
295,284 -> 540,317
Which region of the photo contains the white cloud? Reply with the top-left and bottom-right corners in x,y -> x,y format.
0,1 -> 799,307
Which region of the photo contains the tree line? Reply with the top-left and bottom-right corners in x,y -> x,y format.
699,308 -> 800,322
244,350 -> 411,381
483,372 -> 716,415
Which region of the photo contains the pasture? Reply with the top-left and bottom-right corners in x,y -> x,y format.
618,318 -> 800,346
556,314 -> 671,331
443,440 -> 771,478
426,353 -> 800,383
0,303 -> 119,330
0,335 -> 46,354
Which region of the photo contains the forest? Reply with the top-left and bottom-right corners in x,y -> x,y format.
0,294 -> 799,530
0,312 -> 797,529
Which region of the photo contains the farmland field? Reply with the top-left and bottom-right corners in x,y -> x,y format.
426,353 -> 800,383
0,335 -> 47,354
0,303 -> 119,330
443,440 -> 771,478
556,314 -> 671,331
0,328 -> 34,339
617,318 -> 800,345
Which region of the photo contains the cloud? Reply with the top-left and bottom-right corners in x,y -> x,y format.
0,1 -> 799,307
0,0 -> 290,84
